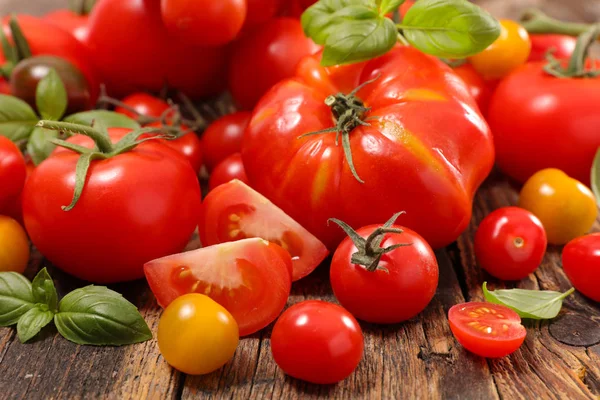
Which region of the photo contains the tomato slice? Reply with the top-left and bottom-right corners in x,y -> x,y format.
144,238 -> 293,336
448,302 -> 526,358
199,179 -> 329,281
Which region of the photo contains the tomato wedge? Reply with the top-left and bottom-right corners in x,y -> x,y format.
448,302 -> 526,358
144,238 -> 292,336
199,180 -> 329,281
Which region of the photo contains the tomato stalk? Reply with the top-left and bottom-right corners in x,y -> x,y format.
544,25 -> 600,79
520,9 -> 594,38
0,17 -> 32,78
329,212 -> 411,272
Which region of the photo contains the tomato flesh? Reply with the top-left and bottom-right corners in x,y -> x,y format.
448,302 -> 526,358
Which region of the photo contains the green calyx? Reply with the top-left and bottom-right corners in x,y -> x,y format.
0,16 -> 32,78
329,212 -> 411,272
544,25 -> 600,79
36,120 -> 169,211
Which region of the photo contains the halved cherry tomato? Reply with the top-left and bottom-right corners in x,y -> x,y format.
448,302 -> 526,358
0,215 -> 29,273
562,234 -> 600,302
144,238 -> 293,336
202,112 -> 251,171
208,153 -> 248,191
0,137 -> 26,214
200,179 -> 329,281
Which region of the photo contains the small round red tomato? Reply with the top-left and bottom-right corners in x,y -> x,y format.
329,215 -> 438,323
209,153 -> 248,191
0,137 -> 26,213
43,10 -> 89,43
115,93 -> 170,120
475,207 -> 547,281
228,18 -> 320,110
243,0 -> 282,32
453,63 -> 492,113
145,238 -> 293,336
562,234 -> 600,302
528,34 -> 576,62
271,300 -> 363,384
448,302 -> 526,358
202,112 -> 251,171
146,122 -> 203,173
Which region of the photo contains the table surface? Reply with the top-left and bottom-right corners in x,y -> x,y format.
1,1 -> 600,399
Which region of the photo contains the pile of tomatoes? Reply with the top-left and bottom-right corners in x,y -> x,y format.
0,0 -> 599,385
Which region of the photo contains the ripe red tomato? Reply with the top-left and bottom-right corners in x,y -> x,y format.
281,0 -> 316,17
243,0 -> 282,32
115,93 -> 171,120
474,207 -> 547,281
453,63 -> 492,114
330,218 -> 438,323
562,234 -> 600,302
161,0 -> 246,47
202,112 -> 251,171
144,238 -> 293,336
23,127 -> 201,283
488,61 -> 600,185
43,10 -> 89,43
228,18 -> 320,110
243,47 -> 494,250
200,179 -> 328,280
0,137 -> 26,214
528,34 -> 576,62
271,300 -> 363,384
448,302 -> 526,358
209,153 -> 248,191
86,0 -> 227,98
146,122 -> 203,173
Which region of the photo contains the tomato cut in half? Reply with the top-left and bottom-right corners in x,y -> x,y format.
144,238 -> 292,336
448,302 -> 526,358
199,180 -> 329,281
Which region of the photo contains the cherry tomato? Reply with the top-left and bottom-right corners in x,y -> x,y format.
243,0 -> 282,32
43,10 -> 89,43
145,238 -> 292,336
0,78 -> 10,94
158,294 -> 239,375
469,20 -> 531,80
519,169 -> 597,245
0,137 -> 26,214
562,234 -> 600,302
475,207 -> 547,281
161,0 -> 246,47
0,216 -> 29,273
453,63 -> 492,114
209,153 -> 248,191
10,55 -> 92,115
200,179 -> 328,281
146,122 -> 203,173
228,18 -> 320,110
281,0 -> 316,18
202,112 -> 251,171
115,93 -> 171,120
23,128 -> 201,283
448,302 -> 526,358
271,300 -> 363,384
330,220 -> 438,323
528,34 -> 576,62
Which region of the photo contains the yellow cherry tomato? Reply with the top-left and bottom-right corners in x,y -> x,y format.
157,294 -> 239,375
0,215 -> 29,273
519,169 -> 597,245
469,20 -> 531,80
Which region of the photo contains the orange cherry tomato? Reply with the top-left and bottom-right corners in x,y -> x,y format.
0,216 -> 29,273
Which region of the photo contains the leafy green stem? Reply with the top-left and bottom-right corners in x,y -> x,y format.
37,120 -> 114,153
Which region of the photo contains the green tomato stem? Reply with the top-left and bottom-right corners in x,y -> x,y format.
520,8 -> 593,37
37,120 -> 114,153
543,25 -> 600,79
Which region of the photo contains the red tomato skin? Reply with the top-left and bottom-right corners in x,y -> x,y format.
242,0 -> 282,32
86,0 -> 227,98
330,225 -> 438,323
448,302 -> 526,358
145,122 -> 203,173
228,18 -> 320,110
528,34 -> 576,62
23,128 -> 201,283
243,46 -> 494,250
43,10 -> 89,43
0,137 -> 26,213
271,301 -> 363,384
475,207 -> 547,281
453,63 -> 492,114
115,93 -> 170,119
202,112 -> 251,171
208,153 -> 248,191
562,234 -> 600,302
488,61 -> 600,185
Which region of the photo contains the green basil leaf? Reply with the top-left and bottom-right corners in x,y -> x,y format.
400,0 -> 501,58
378,0 -> 405,15
36,68 -> 68,121
26,127 -> 60,166
0,272 -> 35,326
64,111 -> 140,130
591,148 -> 600,206
0,94 -> 38,142
483,282 -> 575,320
31,268 -> 58,312
16,306 -> 54,343
55,285 -> 152,346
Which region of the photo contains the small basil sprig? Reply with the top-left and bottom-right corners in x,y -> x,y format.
483,282 -> 574,320
302,0 -> 501,66
0,269 -> 151,345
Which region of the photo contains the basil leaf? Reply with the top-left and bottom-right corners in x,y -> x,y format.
400,0 -> 501,58
16,306 -> 54,343
378,0 -> 405,15
36,68 -> 68,121
54,285 -> 152,346
483,282 -> 575,320
591,147 -> 600,206
64,111 -> 140,130
26,127 -> 60,166
0,272 -> 35,326
31,268 -> 58,312
0,94 -> 38,142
